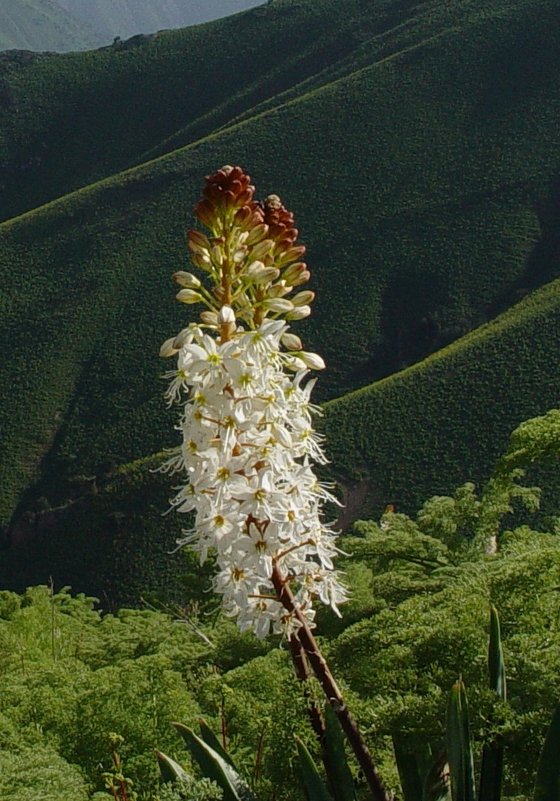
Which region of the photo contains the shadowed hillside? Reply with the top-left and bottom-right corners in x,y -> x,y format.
0,0 -> 559,600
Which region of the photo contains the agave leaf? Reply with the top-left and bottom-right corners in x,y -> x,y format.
173,722 -> 257,801
393,734 -> 426,801
446,680 -> 476,801
422,750 -> 450,801
533,701 -> 560,801
198,718 -> 236,768
155,749 -> 192,784
479,606 -> 506,801
295,736 -> 334,801
488,606 -> 506,701
323,704 -> 357,801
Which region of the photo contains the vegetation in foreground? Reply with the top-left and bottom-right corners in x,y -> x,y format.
1,410 -> 559,800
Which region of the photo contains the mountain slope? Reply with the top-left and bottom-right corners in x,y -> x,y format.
1,279 -> 559,601
0,0 -> 406,222
0,0 -> 559,540
323,278 -> 560,522
56,0 -> 264,40
0,0 -> 104,52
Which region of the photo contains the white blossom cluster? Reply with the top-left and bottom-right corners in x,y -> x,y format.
161,309 -> 347,638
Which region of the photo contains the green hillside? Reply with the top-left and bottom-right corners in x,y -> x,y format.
0,0 -> 372,221
0,0 -> 559,596
0,0 -> 104,52
323,278 -> 560,521
1,279 -> 558,602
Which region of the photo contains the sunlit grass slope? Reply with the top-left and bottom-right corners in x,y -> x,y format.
0,0 -> 560,533
323,278 -> 560,519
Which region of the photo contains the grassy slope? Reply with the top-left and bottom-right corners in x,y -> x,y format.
1,279 -> 558,600
0,0 -> 103,52
323,278 -> 560,518
0,0 -> 559,537
0,454 -> 207,606
0,0 -> 373,221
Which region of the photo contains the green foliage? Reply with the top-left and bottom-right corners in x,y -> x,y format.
153,778 -> 223,801
0,742 -> 91,801
323,412 -> 560,797
0,586 -> 211,798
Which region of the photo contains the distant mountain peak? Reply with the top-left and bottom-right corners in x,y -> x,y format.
55,0 -> 265,42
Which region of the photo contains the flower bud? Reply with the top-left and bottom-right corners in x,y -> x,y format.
172,329 -> 190,349
218,305 -> 236,339
190,251 -> 213,271
300,351 -> 326,370
176,289 -> 203,304
284,355 -> 307,371
277,245 -> 306,267
250,239 -> 274,261
280,332 -> 303,351
159,337 -> 179,358
194,199 -> 216,229
187,229 -> 212,251
233,247 -> 248,264
245,223 -> 269,246
282,261 -> 307,283
292,290 -> 315,307
268,282 -> 292,298
263,298 -> 294,313
218,305 -> 236,325
246,261 -> 280,284
286,305 -> 311,320
291,269 -> 311,287
200,311 -> 219,325
173,271 -> 201,289
211,244 -> 224,266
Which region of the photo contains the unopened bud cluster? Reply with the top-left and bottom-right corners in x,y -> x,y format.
162,165 -> 314,336
161,167 -> 346,637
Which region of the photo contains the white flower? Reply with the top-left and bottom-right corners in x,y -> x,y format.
161,309 -> 346,637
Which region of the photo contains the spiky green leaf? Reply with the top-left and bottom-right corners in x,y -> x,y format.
393,734 -> 426,801
488,606 -> 506,701
423,751 -> 450,801
155,749 -> 192,784
446,680 -> 476,801
173,722 -> 257,801
295,736 -> 334,801
198,718 -> 236,768
323,704 -> 357,801
533,702 -> 560,801
479,606 -> 506,801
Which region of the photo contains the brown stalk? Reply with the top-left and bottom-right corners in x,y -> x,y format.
271,564 -> 390,801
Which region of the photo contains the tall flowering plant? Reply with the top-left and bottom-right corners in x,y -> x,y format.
160,166 -> 388,801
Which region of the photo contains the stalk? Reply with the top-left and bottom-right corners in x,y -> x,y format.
272,564 -> 390,801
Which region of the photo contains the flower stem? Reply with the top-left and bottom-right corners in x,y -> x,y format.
271,564 -> 390,801
288,633 -> 347,797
